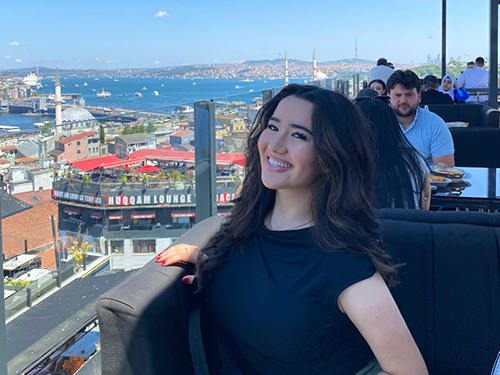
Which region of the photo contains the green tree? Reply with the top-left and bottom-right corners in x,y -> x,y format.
146,123 -> 156,133
99,124 -> 105,143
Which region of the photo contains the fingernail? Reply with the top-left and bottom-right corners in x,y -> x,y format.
182,276 -> 189,284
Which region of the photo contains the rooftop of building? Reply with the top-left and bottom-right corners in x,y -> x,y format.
57,131 -> 98,144
170,129 -> 192,137
116,133 -> 152,143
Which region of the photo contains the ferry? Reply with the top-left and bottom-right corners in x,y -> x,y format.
135,92 -> 143,97
240,79 -> 254,82
152,91 -> 159,96
0,125 -> 20,132
175,105 -> 193,114
96,88 -> 111,98
251,96 -> 263,103
22,72 -> 39,86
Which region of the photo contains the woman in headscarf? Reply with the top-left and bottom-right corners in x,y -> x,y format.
438,74 -> 457,101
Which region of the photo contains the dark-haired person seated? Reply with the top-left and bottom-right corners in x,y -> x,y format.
420,75 -> 454,105
387,70 -> 455,168
355,97 -> 431,210
158,84 -> 428,375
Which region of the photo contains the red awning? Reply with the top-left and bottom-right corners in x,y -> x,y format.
131,211 -> 155,219
135,164 -> 161,173
108,213 -> 123,220
63,207 -> 82,215
68,155 -> 121,172
127,149 -> 245,167
90,212 -> 103,219
171,211 -> 195,218
101,157 -> 145,170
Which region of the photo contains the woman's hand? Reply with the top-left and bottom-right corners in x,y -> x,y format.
156,243 -> 200,266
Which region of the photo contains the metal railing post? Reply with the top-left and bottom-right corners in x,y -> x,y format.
489,0 -> 498,109
262,89 -> 274,105
0,193 -> 8,375
194,100 -> 217,222
441,0 -> 447,78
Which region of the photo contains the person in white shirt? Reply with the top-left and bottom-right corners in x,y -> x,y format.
367,58 -> 395,85
457,57 -> 489,102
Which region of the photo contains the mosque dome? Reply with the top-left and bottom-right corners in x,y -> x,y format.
61,106 -> 95,122
314,72 -> 329,81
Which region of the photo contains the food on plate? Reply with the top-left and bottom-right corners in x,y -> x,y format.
429,175 -> 447,182
432,163 -> 464,179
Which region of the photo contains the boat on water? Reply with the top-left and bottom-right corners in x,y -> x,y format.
95,78 -> 99,81
142,86 -> 147,90
152,91 -> 159,96
192,82 -> 196,85
0,125 -> 20,132
114,79 -> 119,82
96,88 -> 111,98
23,72 -> 39,86
123,92 -> 127,96
83,82 -> 88,86
175,105 -> 194,114
235,85 -> 240,89
240,79 -> 254,82
135,92 -> 143,97
75,84 -> 79,87
91,88 -> 96,92
251,96 -> 263,103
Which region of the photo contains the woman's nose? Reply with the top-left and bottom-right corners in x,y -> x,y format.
269,134 -> 287,154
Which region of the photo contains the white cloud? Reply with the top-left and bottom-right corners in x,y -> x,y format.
15,59 -> 22,63
9,41 -> 19,46
154,11 -> 168,17
154,61 -> 159,64
5,55 -> 11,59
213,59 -> 218,63
106,60 -> 111,63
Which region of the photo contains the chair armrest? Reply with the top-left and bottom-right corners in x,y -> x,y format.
96,260 -> 195,375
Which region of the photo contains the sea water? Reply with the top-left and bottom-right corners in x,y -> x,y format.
0,77 -> 305,131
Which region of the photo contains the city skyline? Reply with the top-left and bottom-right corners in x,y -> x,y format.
0,0 -> 492,70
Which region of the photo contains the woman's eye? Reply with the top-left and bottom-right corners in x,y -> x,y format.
267,124 -> 278,131
292,132 -> 307,140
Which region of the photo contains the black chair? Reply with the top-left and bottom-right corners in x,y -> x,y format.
96,209 -> 500,375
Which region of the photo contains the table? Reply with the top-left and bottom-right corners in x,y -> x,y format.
430,167 -> 500,211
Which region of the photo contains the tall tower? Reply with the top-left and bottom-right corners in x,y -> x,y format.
54,65 -> 62,136
355,38 -> 358,59
284,50 -> 289,85
312,48 -> 318,81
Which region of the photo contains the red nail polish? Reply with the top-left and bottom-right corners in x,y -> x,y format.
182,276 -> 189,284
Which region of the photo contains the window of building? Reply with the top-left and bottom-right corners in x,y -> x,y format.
77,141 -> 81,146
132,240 -> 156,254
90,211 -> 103,225
77,150 -> 81,154
131,211 -> 155,226
110,240 -> 124,255
108,212 -> 123,226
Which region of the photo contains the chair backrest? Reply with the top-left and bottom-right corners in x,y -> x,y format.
450,127 -> 500,168
379,208 -> 500,375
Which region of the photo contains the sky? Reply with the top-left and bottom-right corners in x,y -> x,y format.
0,0 -> 493,70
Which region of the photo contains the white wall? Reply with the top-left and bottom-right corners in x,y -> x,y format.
110,237 -> 174,271
9,181 -> 32,195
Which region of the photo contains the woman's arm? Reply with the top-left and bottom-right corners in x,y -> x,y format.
156,215 -> 223,266
420,174 -> 431,211
338,272 -> 428,375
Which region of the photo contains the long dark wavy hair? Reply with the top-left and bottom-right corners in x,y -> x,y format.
196,84 -> 398,291
355,97 -> 426,209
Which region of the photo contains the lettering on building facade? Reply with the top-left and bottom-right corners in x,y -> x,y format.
52,189 -> 236,206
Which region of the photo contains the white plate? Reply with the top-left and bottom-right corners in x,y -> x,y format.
449,172 -> 472,183
429,177 -> 452,187
430,185 -> 438,191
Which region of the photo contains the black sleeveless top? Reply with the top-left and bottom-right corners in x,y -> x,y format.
203,223 -> 376,375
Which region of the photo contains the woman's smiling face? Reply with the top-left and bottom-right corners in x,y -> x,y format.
258,95 -> 320,194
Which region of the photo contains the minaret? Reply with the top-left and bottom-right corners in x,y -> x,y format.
284,50 -> 289,85
312,48 -> 318,81
54,65 -> 62,136
355,38 -> 358,59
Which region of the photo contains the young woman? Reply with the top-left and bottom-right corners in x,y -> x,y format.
157,84 -> 428,375
355,97 -> 431,210
438,74 -> 456,101
368,79 -> 388,96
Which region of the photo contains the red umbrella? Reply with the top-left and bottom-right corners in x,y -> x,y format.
135,165 -> 161,173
